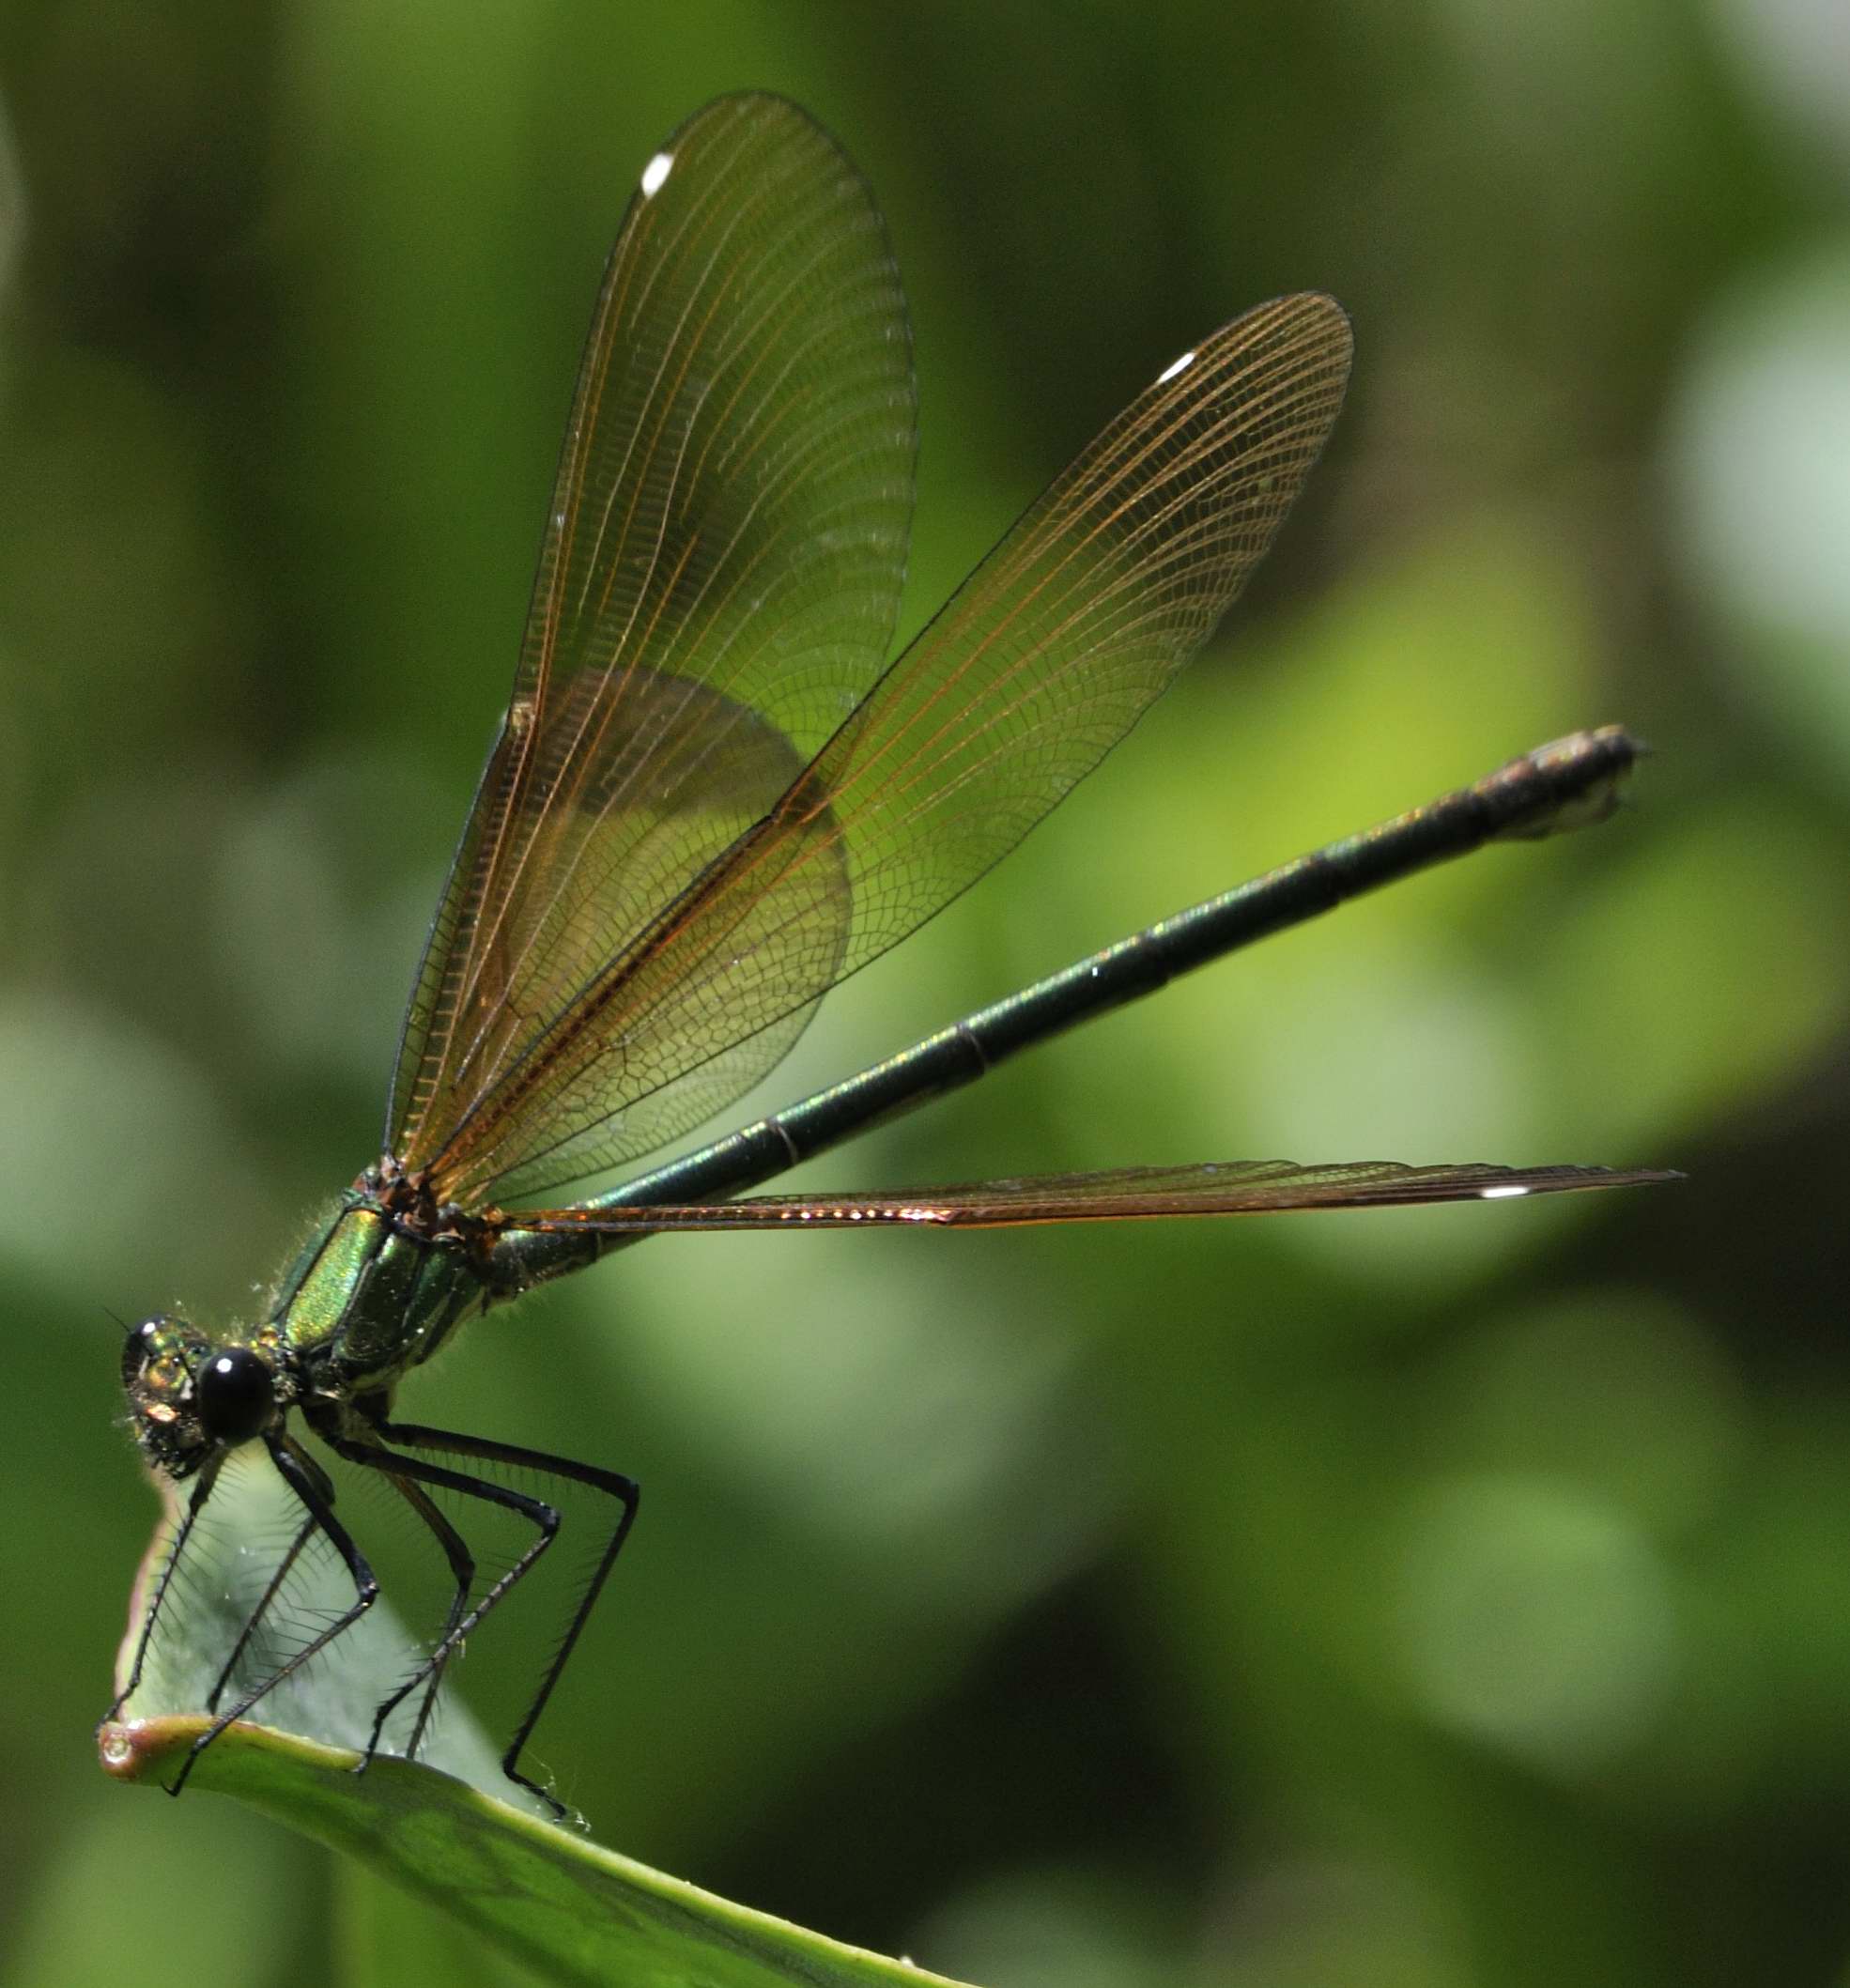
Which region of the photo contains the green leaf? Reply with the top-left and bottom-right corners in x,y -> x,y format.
100,1717 -> 977,1988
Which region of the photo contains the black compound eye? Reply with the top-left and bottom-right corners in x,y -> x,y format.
195,1346 -> 275,1443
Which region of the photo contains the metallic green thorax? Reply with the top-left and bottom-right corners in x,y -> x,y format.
267,1191 -> 487,1393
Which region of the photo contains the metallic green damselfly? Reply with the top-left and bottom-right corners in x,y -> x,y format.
102,95 -> 1669,1812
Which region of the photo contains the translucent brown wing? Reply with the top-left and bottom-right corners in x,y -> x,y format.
496,1161 -> 1677,1233
387,95 -> 916,1178
420,287 -> 1353,1207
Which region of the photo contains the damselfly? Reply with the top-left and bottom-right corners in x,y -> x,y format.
102,94 -> 1668,1811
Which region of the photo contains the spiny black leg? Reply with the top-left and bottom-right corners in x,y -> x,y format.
315,1429 -> 568,1796
101,1453 -> 224,1727
167,1435 -> 378,1799
205,1511 -> 317,1714
373,1416 -> 638,1812
381,1474 -> 475,1765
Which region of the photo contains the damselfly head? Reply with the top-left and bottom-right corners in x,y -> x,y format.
121,1316 -> 279,1478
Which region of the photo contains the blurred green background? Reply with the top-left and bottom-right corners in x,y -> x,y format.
2,3 -> 1848,1984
